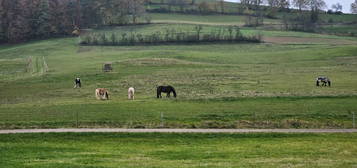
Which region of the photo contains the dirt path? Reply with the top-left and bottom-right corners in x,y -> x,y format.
1,129 -> 357,134
152,20 -> 243,26
263,36 -> 357,45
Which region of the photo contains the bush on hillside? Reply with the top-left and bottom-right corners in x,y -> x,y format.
79,25 -> 261,46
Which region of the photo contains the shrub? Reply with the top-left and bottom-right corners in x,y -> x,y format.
79,25 -> 261,46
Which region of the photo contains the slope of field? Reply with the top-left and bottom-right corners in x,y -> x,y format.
150,13 -> 281,26
1,13 -> 357,129
1,38 -> 357,129
1,133 -> 357,168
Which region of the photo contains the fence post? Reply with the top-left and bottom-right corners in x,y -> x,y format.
160,112 -> 164,127
353,112 -> 355,129
76,111 -> 79,128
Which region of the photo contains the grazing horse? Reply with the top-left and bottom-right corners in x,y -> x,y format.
128,87 -> 135,100
157,85 -> 176,98
74,77 -> 81,88
95,88 -> 109,100
316,77 -> 331,87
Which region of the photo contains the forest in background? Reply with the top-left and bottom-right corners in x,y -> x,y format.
1,0 -> 357,43
0,0 -> 147,43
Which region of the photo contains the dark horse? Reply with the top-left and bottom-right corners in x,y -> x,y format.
316,76 -> 331,87
157,85 -> 177,98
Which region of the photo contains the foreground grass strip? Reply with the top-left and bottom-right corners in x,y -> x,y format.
1,96 -> 356,129
0,133 -> 357,168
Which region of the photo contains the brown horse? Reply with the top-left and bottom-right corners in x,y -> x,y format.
95,88 -> 109,100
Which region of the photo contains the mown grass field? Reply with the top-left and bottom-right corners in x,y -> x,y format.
1,13 -> 357,129
1,133 -> 357,168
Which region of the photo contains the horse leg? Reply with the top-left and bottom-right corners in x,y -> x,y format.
167,92 -> 170,98
157,91 -> 161,98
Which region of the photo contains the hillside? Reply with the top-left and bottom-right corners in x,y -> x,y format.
1,12 -> 357,129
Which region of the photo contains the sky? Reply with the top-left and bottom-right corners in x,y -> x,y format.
224,0 -> 355,13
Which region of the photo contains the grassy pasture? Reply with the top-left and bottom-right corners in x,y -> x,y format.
1,13 -> 357,129
0,36 -> 357,128
150,13 -> 281,26
1,133 -> 357,168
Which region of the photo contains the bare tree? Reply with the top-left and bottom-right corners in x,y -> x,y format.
128,0 -> 145,24
76,0 -> 81,27
167,0 -> 176,12
267,0 -> 279,17
308,0 -> 326,10
307,0 -> 326,23
219,0 -> 224,14
278,0 -> 290,11
198,1 -> 212,14
292,0 -> 308,12
176,0 -> 187,12
352,0 -> 357,14
244,0 -> 264,26
267,0 -> 279,8
239,0 -> 251,14
331,3 -> 342,13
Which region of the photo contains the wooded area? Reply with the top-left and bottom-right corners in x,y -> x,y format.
0,0 -> 147,43
1,0 -> 356,43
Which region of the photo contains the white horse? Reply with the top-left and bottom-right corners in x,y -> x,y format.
128,87 -> 135,100
95,88 -> 109,100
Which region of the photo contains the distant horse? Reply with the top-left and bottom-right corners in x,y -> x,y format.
128,87 -> 135,100
74,77 -> 81,88
95,88 -> 109,100
316,77 -> 331,87
157,85 -> 176,98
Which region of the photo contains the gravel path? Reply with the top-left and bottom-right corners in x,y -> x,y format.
1,129 -> 357,134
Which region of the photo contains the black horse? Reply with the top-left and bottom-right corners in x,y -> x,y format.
157,85 -> 177,98
316,76 -> 331,87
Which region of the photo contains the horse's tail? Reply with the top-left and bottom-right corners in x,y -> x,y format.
95,89 -> 100,100
105,92 -> 109,100
171,87 -> 177,98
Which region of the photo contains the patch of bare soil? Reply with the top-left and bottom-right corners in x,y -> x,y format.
152,20 -> 243,26
117,58 -> 215,66
263,36 -> 357,45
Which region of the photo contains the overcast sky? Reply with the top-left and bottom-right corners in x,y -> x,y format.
224,0 -> 355,13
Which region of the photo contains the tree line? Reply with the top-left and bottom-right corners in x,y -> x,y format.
0,0 -> 147,43
1,0 -> 357,43
79,26 -> 261,46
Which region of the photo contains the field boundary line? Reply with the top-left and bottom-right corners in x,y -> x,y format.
1,129 -> 357,134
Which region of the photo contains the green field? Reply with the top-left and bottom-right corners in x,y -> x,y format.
1,13 -> 357,129
1,133 -> 357,167
2,9 -> 357,168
